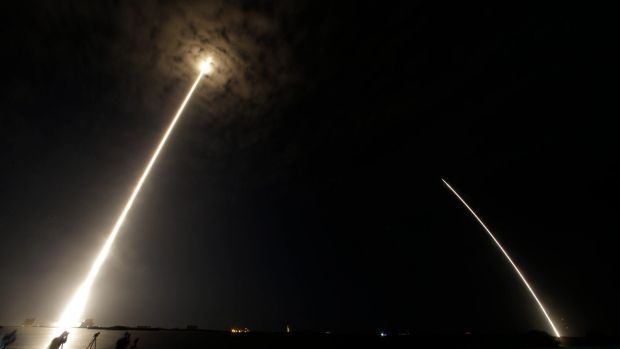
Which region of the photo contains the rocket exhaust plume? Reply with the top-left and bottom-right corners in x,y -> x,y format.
54,59 -> 212,331
442,179 -> 561,338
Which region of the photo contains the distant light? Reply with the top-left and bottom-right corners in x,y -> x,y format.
231,327 -> 250,334
379,331 -> 388,337
199,57 -> 214,74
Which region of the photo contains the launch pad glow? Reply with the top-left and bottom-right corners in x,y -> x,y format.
442,179 -> 561,338
54,59 -> 213,330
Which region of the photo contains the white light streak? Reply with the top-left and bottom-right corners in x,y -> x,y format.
442,179 -> 561,338
54,67 -> 207,331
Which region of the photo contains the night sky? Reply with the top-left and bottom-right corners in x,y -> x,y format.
0,1 -> 614,336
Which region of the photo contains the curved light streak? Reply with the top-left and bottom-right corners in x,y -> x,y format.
54,67 -> 208,331
442,179 -> 561,338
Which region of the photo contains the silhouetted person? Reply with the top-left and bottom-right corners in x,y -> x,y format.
130,337 -> 139,349
1,330 -> 17,349
48,331 -> 69,349
115,332 -> 131,349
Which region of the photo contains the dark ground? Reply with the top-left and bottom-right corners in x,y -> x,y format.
2,326 -> 619,349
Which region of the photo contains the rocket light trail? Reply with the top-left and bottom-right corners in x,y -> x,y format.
54,58 -> 213,331
442,179 -> 561,338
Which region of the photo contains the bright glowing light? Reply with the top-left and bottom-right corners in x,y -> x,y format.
199,57 -> 214,74
442,179 -> 561,338
231,328 -> 250,334
53,69 -> 207,332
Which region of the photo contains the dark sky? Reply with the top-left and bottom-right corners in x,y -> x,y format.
0,1 -> 614,336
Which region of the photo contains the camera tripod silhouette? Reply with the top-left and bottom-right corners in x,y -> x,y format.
85,332 -> 100,349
